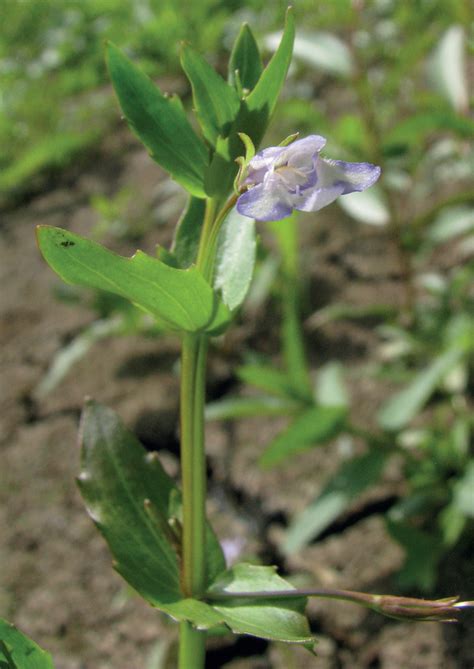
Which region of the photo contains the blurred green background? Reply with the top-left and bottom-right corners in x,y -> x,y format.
0,0 -> 471,205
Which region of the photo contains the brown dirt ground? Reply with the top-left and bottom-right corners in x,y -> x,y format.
1,135 -> 473,668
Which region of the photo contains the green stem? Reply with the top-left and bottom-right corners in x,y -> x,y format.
178,191 -> 239,666
179,332 -> 208,666
180,333 -> 208,598
195,198 -> 217,273
178,621 -> 206,669
205,588 -> 470,621
197,193 -> 239,281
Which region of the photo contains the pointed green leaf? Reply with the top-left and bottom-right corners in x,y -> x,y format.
284,450 -> 388,553
214,209 -> 256,310
37,226 -> 230,334
208,564 -> 315,646
228,23 -> 263,92
78,401 -> 226,606
107,43 -> 208,197
0,619 -> 54,669
181,45 -> 240,146
260,405 -> 347,468
172,196 -> 206,268
205,9 -> 295,197
243,8 -> 295,147
377,347 -> 463,431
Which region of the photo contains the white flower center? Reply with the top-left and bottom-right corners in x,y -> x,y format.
274,164 -> 309,190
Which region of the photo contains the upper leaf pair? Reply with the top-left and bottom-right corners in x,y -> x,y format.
107,9 -> 295,199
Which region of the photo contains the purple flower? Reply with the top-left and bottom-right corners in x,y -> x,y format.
236,135 -> 381,222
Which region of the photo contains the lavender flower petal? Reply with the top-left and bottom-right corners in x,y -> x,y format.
236,176 -> 293,222
243,146 -> 286,186
294,182 -> 346,212
236,133 -> 381,222
319,158 -> 382,194
283,134 -> 326,164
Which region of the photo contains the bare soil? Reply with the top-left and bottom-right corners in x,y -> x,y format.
1,136 -> 472,668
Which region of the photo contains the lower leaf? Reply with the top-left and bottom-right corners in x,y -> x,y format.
207,564 -> 316,647
78,400 -> 226,607
0,619 -> 54,669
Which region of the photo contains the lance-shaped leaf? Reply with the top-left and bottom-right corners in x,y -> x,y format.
207,564 -> 315,646
181,45 -> 240,146
78,400 -> 226,606
37,226 -> 230,334
205,9 -> 295,197
260,405 -> 347,468
78,403 -> 319,638
107,43 -> 209,197
241,7 -> 295,148
0,619 -> 54,669
228,23 -> 263,92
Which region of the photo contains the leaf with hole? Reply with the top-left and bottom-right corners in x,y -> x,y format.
0,619 -> 54,669
37,226 -> 230,334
